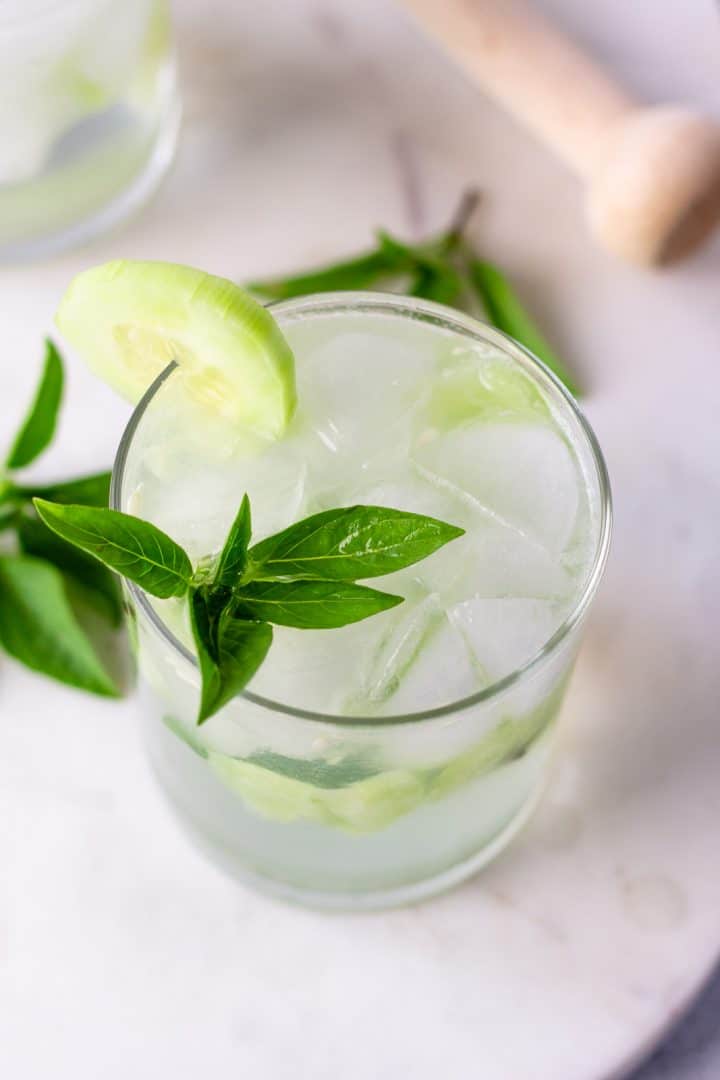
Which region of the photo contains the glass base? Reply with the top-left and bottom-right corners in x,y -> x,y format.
0,94 -> 180,263
158,771 -> 547,912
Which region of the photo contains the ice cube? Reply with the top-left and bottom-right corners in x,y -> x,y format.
413,422 -> 580,554
449,597 -> 565,681
248,619 -> 380,717
347,594 -> 482,715
295,330 -> 434,494
130,447 -> 304,561
131,404 -> 306,557
423,343 -> 552,430
331,465 -> 573,603
423,522 -> 575,603
344,469 -> 470,523
221,440 -> 307,543
353,465 -> 573,602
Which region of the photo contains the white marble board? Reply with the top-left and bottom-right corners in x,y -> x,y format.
3,1 -> 720,1078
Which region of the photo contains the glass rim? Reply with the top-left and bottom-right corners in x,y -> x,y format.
111,290 -> 612,727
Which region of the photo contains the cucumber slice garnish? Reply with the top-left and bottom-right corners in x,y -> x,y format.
56,260 -> 297,438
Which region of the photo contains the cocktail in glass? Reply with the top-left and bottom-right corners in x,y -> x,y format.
112,292 -> 611,909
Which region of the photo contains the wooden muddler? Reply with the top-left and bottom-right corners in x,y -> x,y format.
400,0 -> 720,265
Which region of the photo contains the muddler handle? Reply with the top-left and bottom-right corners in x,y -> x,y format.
400,0 -> 720,265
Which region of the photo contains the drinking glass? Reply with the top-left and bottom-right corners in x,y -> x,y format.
0,0 -> 179,260
112,294 -> 612,910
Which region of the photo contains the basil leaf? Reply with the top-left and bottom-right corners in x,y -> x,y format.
376,230 -> 458,278
0,477 -> 17,504
22,470 -> 111,507
247,505 -> 464,581
190,588 -> 272,724
376,232 -> 464,303
246,249 -> 402,300
234,579 -> 403,628
189,585 -> 217,659
214,494 -> 251,588
375,229 -> 424,263
18,512 -> 123,626
0,554 -> 118,697
0,504 -> 19,532
409,263 -> 464,305
468,259 -> 580,397
33,500 -> 193,599
5,339 -> 64,470
0,481 -> 20,531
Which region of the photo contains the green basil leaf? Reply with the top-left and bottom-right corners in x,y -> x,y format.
375,230 -> 453,274
33,500 -> 192,599
247,505 -> 464,581
214,493 -> 251,588
0,477 -> 17,504
189,584 -> 217,656
409,263 -> 464,305
234,579 -> 403,628
375,230 -> 422,263
246,249 -> 402,300
376,232 -> 464,300
5,339 -> 64,470
0,554 -> 118,696
18,512 -> 123,626
0,481 -> 20,531
468,259 -> 580,397
190,588 -> 272,724
22,470 -> 111,507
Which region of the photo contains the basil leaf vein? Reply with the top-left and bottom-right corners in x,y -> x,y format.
33,500 -> 193,599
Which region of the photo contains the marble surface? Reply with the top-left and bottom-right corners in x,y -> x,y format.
3,1 -> 720,1077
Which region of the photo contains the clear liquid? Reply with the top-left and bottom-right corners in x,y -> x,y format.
121,301 -> 604,905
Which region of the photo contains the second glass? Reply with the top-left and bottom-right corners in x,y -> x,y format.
0,0 -> 179,261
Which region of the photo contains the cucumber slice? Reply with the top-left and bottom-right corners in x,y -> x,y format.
56,260 -> 297,438
206,751 -> 426,833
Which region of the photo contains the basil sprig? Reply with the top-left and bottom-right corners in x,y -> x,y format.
0,342 -> 120,697
35,494 -> 464,725
247,190 -> 579,396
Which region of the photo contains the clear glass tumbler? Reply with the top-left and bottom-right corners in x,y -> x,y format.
112,294 -> 612,910
0,0 -> 179,261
